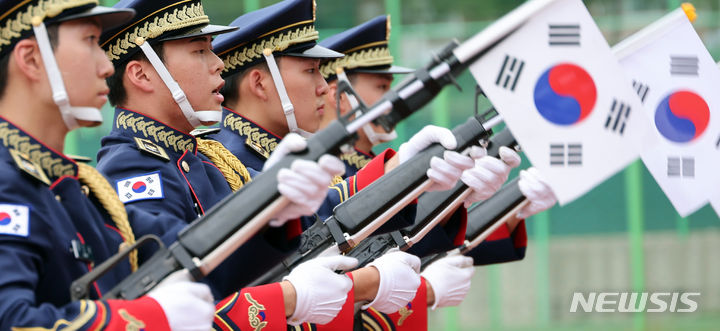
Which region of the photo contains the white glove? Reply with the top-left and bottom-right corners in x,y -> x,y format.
265,134 -> 346,226
147,270 -> 214,331
364,250 -> 421,314
421,254 -> 475,310
517,167 -> 557,219
461,146 -> 521,207
398,125 -> 474,192
284,256 -> 359,325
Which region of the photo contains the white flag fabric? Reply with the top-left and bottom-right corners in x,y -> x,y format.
469,0 -> 649,204
614,5 -> 720,216
711,194 -> 720,218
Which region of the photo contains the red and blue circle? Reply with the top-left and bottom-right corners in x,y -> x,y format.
655,90 -> 710,143
533,63 -> 597,126
0,212 -> 11,226
131,181 -> 147,194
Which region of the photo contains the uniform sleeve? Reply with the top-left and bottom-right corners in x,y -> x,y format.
0,177 -> 170,330
466,220 -> 527,266
213,283 -> 287,331
98,146 -> 299,296
312,149 -> 417,234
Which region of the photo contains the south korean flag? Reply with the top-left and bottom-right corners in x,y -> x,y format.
0,204 -> 30,237
614,5 -> 720,217
116,172 -> 164,204
470,0 -> 650,204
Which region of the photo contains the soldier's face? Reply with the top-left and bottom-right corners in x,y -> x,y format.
276,56 -> 328,133
54,18 -> 114,111
162,36 -> 225,122
348,72 -> 394,139
352,73 -> 393,107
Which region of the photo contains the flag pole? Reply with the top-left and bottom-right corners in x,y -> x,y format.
625,161 -> 646,331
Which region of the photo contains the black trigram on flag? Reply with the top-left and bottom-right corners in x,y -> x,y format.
605,99 -> 632,135
716,134 -> 720,149
549,24 -> 580,46
495,55 -> 525,92
550,143 -> 582,167
632,80 -> 650,104
667,157 -> 694,178
670,56 -> 699,76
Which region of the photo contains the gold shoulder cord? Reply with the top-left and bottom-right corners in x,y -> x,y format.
76,163 -> 138,272
196,138 -> 252,192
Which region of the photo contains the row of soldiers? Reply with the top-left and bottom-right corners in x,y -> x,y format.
0,0 -> 556,329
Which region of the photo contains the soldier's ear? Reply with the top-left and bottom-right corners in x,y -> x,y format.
12,39 -> 45,82
247,68 -> 269,101
125,60 -> 154,93
326,82 -> 337,104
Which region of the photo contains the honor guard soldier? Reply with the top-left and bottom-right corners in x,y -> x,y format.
0,0 -> 216,329
96,0 -> 336,291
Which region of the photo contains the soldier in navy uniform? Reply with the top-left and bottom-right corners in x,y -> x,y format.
318,16 -> 558,330
0,0 -> 217,329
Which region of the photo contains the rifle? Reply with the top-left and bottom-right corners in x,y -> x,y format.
247,110 -> 504,286
71,0 -> 557,301
345,128 -> 519,269
420,177 -> 529,269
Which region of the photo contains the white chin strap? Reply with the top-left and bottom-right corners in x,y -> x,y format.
33,22 -> 103,130
137,40 -> 220,128
262,49 -> 312,138
336,71 -> 397,145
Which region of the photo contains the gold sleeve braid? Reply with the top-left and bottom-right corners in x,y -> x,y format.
196,138 -> 252,192
331,175 -> 344,186
76,163 -> 138,272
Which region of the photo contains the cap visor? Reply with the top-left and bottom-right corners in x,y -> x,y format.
353,65 -> 414,75
285,44 -> 344,59
57,6 -> 135,32
160,24 -> 238,42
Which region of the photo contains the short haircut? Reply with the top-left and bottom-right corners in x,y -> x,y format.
106,42 -> 164,106
221,60 -> 270,108
0,24 -> 59,99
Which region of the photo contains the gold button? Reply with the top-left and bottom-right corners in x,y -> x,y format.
181,160 -> 190,173
80,185 -> 90,196
55,195 -> 62,202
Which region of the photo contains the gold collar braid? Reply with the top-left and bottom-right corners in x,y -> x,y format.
196,138 -> 251,192
76,163 -> 138,272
